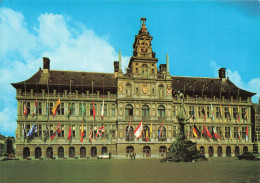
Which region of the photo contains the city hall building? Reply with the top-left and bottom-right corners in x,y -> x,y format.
12,19 -> 256,159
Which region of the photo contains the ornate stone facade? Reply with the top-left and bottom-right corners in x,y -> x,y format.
12,18 -> 256,159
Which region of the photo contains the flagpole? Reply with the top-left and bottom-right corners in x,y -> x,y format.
92,79 -> 94,139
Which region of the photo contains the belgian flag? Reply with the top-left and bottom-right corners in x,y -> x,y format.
193,124 -> 200,138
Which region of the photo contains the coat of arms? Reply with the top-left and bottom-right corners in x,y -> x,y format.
142,83 -> 149,94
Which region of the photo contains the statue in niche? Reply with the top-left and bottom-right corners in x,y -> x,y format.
159,85 -> 163,97
126,84 -> 131,97
142,64 -> 148,77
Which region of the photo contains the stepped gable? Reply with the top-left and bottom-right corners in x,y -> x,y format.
171,76 -> 255,99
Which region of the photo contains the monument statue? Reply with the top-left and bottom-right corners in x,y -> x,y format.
161,92 -> 207,162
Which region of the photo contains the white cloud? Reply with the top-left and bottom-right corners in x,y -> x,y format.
0,7 -> 130,136
210,61 -> 259,103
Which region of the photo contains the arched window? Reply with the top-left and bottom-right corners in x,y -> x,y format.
158,126 -> 166,141
200,146 -> 205,155
243,146 -> 248,154
58,147 -> 64,158
125,126 -> 134,141
80,147 -> 86,158
226,146 -> 231,157
91,147 -> 97,158
209,146 -> 214,157
235,146 -> 240,156
46,147 -> 53,158
69,147 -> 75,158
159,146 -> 167,158
23,147 -> 30,159
142,105 -> 150,117
143,146 -> 151,157
101,147 -> 108,155
217,146 -> 222,157
125,104 -> 133,116
35,147 -> 41,159
142,125 -> 150,141
158,105 -> 165,117
126,146 -> 134,158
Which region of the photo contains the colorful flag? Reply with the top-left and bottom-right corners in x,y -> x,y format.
213,127 -> 220,139
127,121 -> 131,137
230,128 -> 232,141
134,121 -> 143,139
150,122 -> 152,139
246,126 -> 249,142
51,98 -> 60,118
202,106 -> 206,121
80,122 -> 84,142
23,102 -> 27,118
220,104 -> 222,118
22,123 -> 26,140
26,122 -> 37,137
92,101 -> 96,118
50,122 -> 61,140
193,124 -> 200,138
32,99 -> 37,117
89,129 -> 92,141
146,129 -> 149,142
244,109 -> 248,121
228,104 -> 232,120
68,126 -> 72,141
101,100 -> 104,119
99,124 -> 105,133
68,101 -> 72,118
46,101 -> 49,118
158,121 -> 164,138
210,103 -> 214,121
202,124 -> 212,138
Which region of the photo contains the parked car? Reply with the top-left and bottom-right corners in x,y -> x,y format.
237,152 -> 260,160
97,153 -> 112,159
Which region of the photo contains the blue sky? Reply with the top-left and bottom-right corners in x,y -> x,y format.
0,0 -> 259,137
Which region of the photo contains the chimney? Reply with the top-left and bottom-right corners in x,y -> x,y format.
43,57 -> 50,70
114,61 -> 119,73
218,68 -> 226,79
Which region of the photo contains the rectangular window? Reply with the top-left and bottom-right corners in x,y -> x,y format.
50,125 -> 53,136
38,124 -> 42,138
26,124 -> 30,133
111,104 -> 115,116
72,125 -> 75,137
206,107 -> 210,118
110,130 -> 115,138
90,104 -> 97,116
241,108 -> 246,120
224,107 -> 229,118
225,127 -> 230,138
233,107 -> 238,119
79,103 -> 86,116
136,88 -> 138,94
71,103 -> 75,115
38,102 -> 42,115
83,126 -> 86,138
60,103 -> 64,115
27,102 -> 31,114
104,104 -> 107,116
188,106 -> 192,116
216,107 -> 220,118
198,106 -> 202,118
234,127 -> 238,139
58,125 -> 64,137
49,103 -> 53,116
242,127 -> 246,139
172,106 -> 176,117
